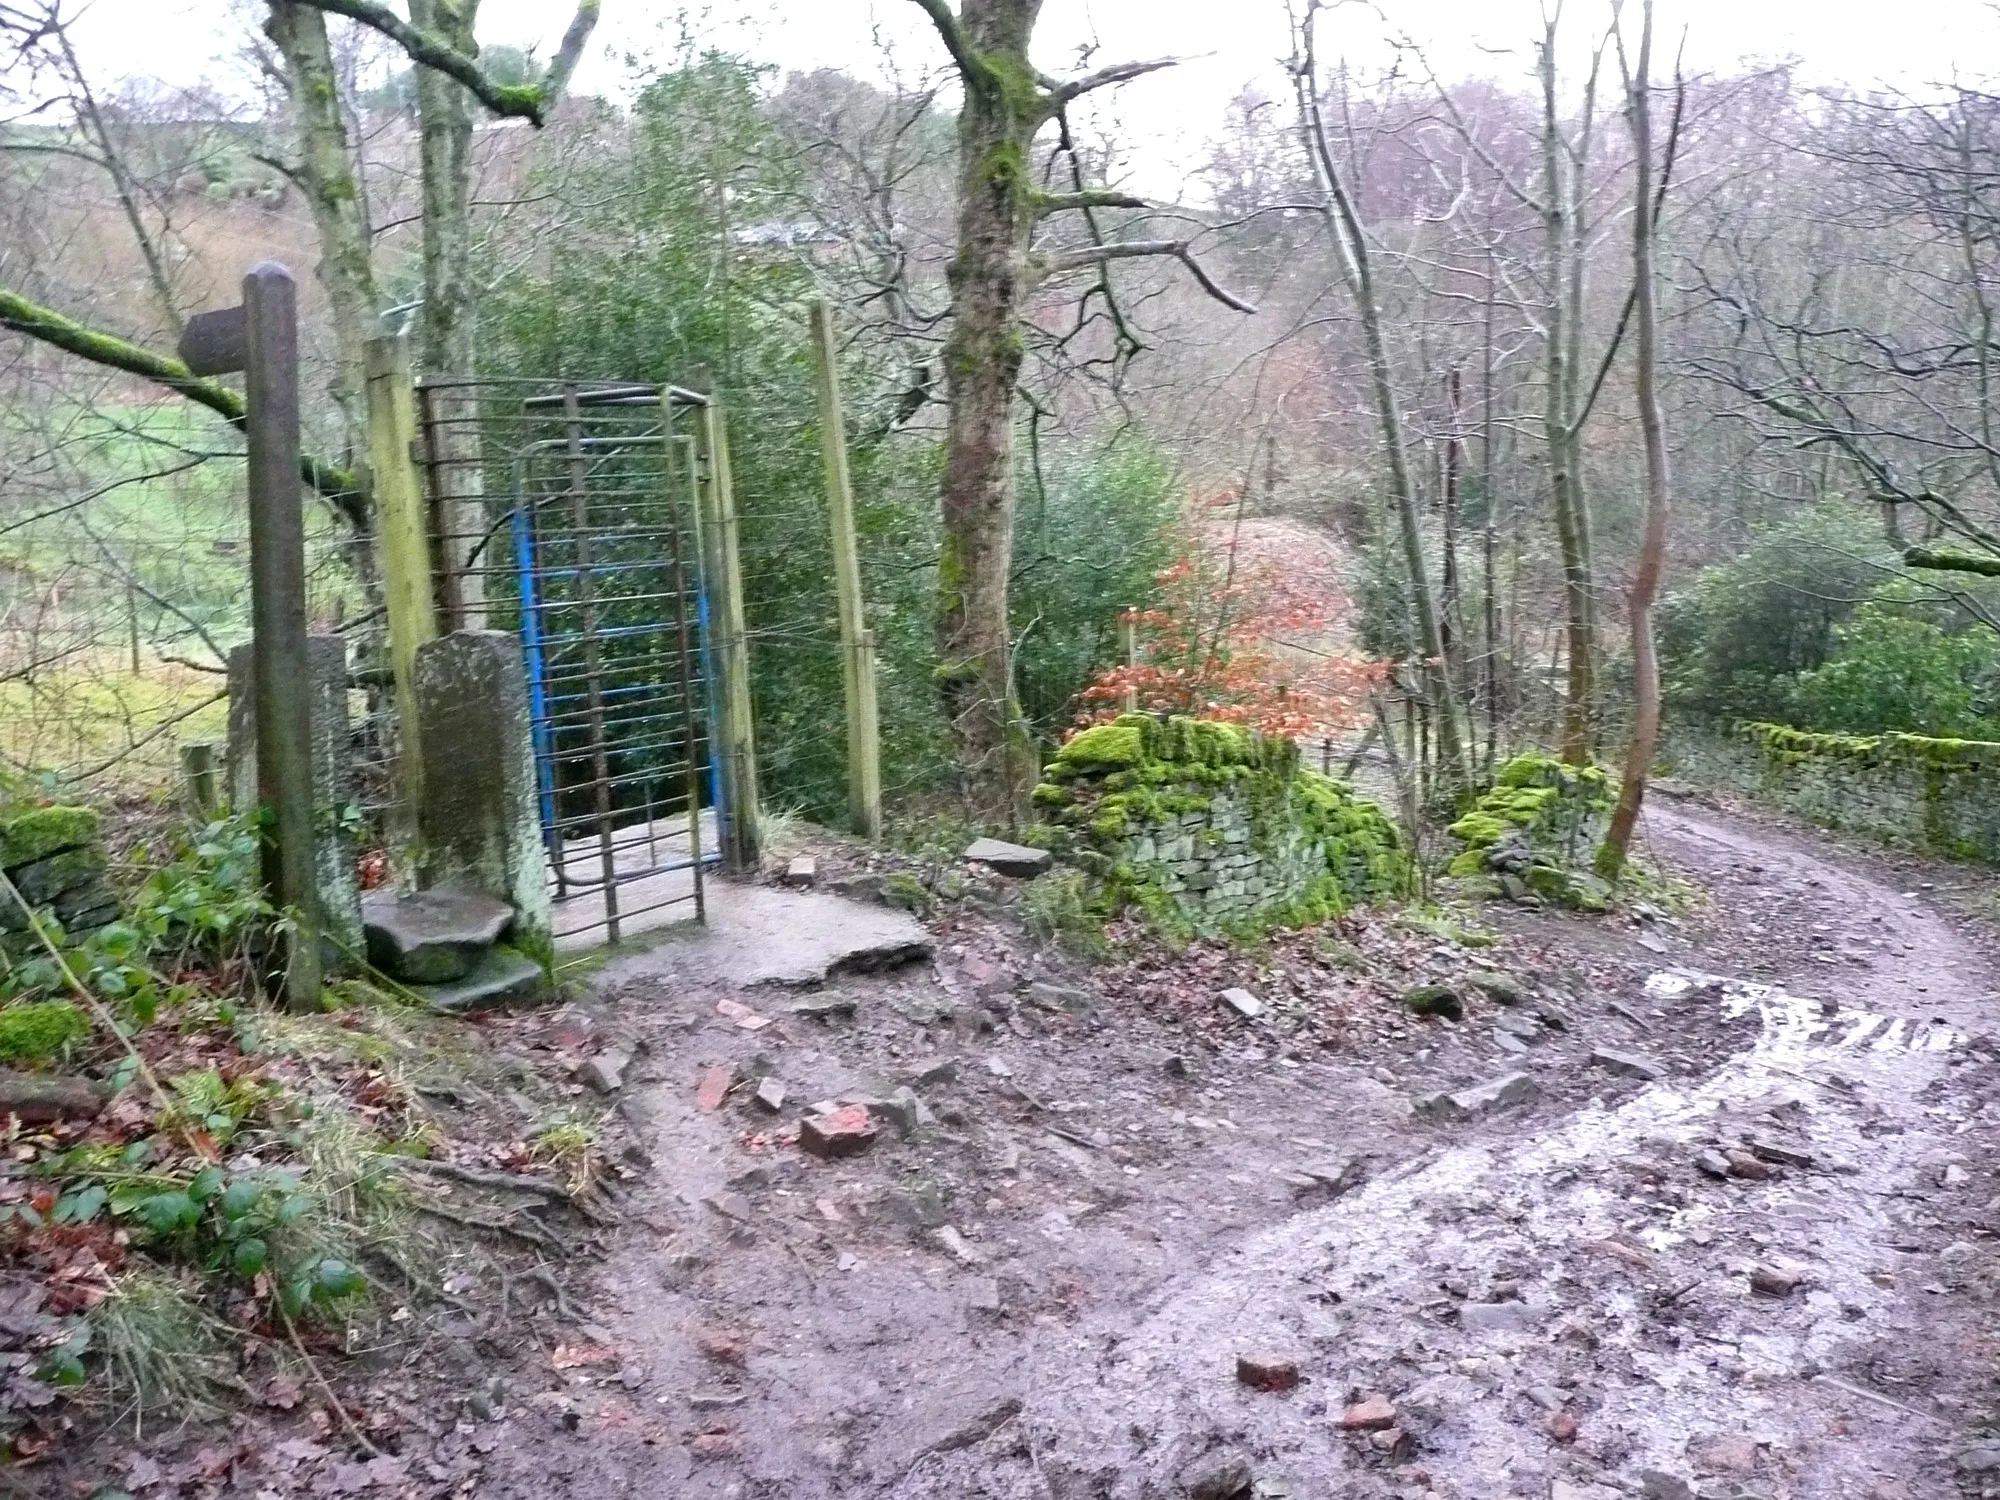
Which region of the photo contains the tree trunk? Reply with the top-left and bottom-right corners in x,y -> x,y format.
1295,14 -> 1470,792
265,0 -> 382,448
1599,0 -> 1669,878
1540,25 -> 1599,766
409,0 -> 486,623
930,0 -> 1043,818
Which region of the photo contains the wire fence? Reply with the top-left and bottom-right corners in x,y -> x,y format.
0,399 -> 382,824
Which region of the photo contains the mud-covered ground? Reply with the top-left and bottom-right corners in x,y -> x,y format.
61,796 -> 2000,1500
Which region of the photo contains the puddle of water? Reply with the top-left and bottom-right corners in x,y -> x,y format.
1646,966 -> 1962,1059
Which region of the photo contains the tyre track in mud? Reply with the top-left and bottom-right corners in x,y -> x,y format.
908,803 -> 1998,1500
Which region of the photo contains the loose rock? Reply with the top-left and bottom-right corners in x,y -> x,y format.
579,1050 -> 629,1093
1417,1072 -> 1540,1120
1180,1452 -> 1254,1500
783,855 -> 817,888
1589,1048 -> 1667,1081
1695,1151 -> 1733,1179
1403,984 -> 1464,1021
1220,987 -> 1264,1019
789,993 -> 858,1020
1469,971 -> 1525,1004
753,1076 -> 786,1113
963,838 -> 1052,877
1638,1471 -> 1694,1500
1725,1150 -> 1772,1181
1749,1265 -> 1803,1297
1235,1351 -> 1301,1392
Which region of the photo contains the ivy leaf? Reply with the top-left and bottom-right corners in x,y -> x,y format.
311,1258 -> 364,1300
219,1178 -> 262,1221
232,1237 -> 268,1278
188,1166 -> 224,1203
52,1185 -> 107,1225
137,1191 -> 197,1235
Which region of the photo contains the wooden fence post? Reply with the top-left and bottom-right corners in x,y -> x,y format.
1120,609 -> 1139,711
808,299 -> 883,839
241,264 -> 320,1009
364,333 -> 438,820
692,388 -> 761,871
181,741 -> 217,817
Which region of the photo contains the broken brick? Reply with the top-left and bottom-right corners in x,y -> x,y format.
1235,1351 -> 1300,1392
1340,1394 -> 1398,1431
696,1064 -> 735,1113
696,1329 -> 746,1366
1548,1410 -> 1580,1443
689,1428 -> 740,1461
798,1104 -> 879,1160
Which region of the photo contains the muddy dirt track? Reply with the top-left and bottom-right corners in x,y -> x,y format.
332,801 -> 2000,1499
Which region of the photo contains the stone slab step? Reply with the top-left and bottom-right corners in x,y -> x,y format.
962,838 -> 1052,878
408,945 -> 547,1014
362,887 -> 515,983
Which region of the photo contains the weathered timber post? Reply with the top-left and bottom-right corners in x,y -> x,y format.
181,742 -> 217,817
364,333 -> 438,820
183,264 -> 320,1009
807,299 -> 882,840
1120,610 -> 1139,712
689,384 -> 760,871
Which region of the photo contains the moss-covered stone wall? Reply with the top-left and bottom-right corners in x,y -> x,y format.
1726,722 -> 2000,862
0,803 -> 117,959
1029,713 -> 1406,936
1445,755 -> 1615,907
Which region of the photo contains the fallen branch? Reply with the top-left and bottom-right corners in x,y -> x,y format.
278,1299 -> 386,1459
410,1200 -> 569,1256
386,1154 -> 618,1225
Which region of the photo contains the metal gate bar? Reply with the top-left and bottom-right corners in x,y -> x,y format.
416,376 -> 718,949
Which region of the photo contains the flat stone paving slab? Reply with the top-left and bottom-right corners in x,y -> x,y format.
363,886 -> 515,983
595,881 -> 931,990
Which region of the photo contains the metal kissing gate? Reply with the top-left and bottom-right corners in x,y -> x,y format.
415,377 -> 747,949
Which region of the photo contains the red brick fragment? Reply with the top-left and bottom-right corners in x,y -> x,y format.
1548,1410 -> 1579,1443
798,1104 -> 879,1160
689,1428 -> 740,1460
1339,1394 -> 1397,1431
695,1064 -> 734,1113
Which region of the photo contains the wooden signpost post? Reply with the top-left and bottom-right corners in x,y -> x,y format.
180,264 -> 321,1009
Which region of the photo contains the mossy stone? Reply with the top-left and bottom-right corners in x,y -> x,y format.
1403,984 -> 1464,1021
0,806 -> 98,871
0,1001 -> 89,1066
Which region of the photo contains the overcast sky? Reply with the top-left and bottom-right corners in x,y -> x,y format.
56,0 -> 2000,193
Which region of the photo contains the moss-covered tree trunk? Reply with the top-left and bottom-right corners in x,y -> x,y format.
409,0 -> 487,622
924,0 -> 1044,818
1539,25 -> 1601,767
1599,0 -> 1669,878
265,1 -> 381,448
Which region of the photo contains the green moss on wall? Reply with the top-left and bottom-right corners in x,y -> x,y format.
1032,713 -> 1405,939
1445,754 -> 1615,904
0,806 -> 99,871
1742,721 -> 2000,864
